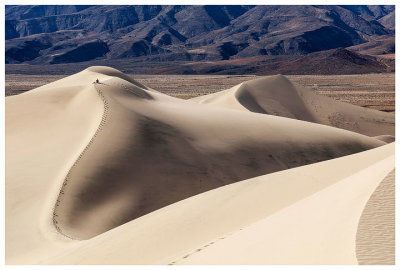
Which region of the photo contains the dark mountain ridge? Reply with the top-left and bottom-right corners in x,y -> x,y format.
5,5 -> 395,74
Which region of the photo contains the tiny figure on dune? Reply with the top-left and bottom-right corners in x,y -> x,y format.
95,78 -> 99,84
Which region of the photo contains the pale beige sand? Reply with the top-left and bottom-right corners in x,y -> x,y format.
170,147 -> 394,265
191,75 -> 395,136
356,169 -> 395,264
43,143 -> 394,265
5,67 -> 394,264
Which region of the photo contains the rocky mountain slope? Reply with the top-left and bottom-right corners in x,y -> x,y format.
5,5 -> 395,65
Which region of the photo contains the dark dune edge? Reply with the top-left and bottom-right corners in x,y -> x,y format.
374,135 -> 395,143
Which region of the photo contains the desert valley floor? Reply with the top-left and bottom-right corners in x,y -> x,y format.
6,73 -> 395,112
5,67 -> 395,264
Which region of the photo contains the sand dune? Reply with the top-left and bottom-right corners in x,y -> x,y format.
5,66 -> 395,264
192,75 -> 395,137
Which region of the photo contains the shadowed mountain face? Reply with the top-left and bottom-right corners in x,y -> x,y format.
5,5 -> 394,65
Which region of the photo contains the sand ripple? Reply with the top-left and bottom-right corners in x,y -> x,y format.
356,169 -> 395,264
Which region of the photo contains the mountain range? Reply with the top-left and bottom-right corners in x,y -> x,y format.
5,5 -> 395,74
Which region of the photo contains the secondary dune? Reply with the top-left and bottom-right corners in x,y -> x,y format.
192,74 -> 395,137
5,66 -> 394,264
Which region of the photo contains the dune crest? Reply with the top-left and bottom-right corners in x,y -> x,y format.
86,66 -> 152,90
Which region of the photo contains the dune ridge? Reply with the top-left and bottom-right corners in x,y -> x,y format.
6,71 -> 106,262
52,84 -> 109,239
5,66 -> 395,264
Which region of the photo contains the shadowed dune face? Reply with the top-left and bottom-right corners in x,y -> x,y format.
46,68 -> 385,239
194,74 -> 395,137
235,75 -> 316,121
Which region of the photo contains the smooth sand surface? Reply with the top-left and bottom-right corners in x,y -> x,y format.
5,67 -> 395,264
192,75 -> 395,136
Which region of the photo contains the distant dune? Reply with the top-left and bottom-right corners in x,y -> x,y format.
192,74 -> 395,136
5,66 -> 395,264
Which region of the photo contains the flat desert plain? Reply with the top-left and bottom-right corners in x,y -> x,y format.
5,67 -> 395,264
